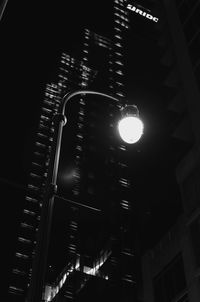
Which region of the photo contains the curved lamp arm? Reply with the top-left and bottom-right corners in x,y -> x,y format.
60,90 -> 120,116
52,90 -> 121,185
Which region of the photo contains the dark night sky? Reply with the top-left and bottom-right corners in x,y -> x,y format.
0,0 -> 189,299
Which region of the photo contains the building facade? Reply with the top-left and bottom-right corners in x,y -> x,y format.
8,1 -> 141,301
142,1 -> 200,301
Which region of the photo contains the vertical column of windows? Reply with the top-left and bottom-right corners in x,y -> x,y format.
80,32 -> 90,88
78,30 -> 100,202
27,83 -> 61,289
106,9 -> 126,258
72,97 -> 86,197
57,54 -> 84,296
9,83 -> 62,298
119,165 -> 136,285
117,143 -> 136,286
109,0 -> 129,104
67,208 -> 79,262
111,0 -> 137,292
82,30 -> 89,64
59,53 -> 72,90
113,0 -> 131,229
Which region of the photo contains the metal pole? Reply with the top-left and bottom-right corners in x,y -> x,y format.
0,0 -> 8,22
27,114 -> 66,302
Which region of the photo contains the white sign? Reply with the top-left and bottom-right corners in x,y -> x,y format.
127,4 -> 159,23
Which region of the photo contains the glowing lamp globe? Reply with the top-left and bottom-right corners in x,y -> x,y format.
118,105 -> 144,144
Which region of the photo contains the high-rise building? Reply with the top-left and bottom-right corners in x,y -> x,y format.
42,16 -> 138,302
8,1 -> 140,301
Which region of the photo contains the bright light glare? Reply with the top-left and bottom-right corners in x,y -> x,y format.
118,116 -> 144,144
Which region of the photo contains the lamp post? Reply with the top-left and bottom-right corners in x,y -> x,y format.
27,90 -> 143,302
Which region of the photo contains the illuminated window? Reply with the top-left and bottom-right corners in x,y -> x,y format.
114,0 -> 124,6
60,67 -> 69,73
59,74 -> 68,81
70,221 -> 78,229
115,51 -> 123,56
78,122 -> 83,129
45,92 -> 54,99
115,42 -> 122,47
115,20 -> 129,28
79,99 -> 86,106
115,34 -> 122,39
23,209 -> 36,216
119,144 -> 126,151
26,196 -> 38,203
35,141 -> 46,148
78,109 -> 85,116
76,145 -> 82,151
118,162 -> 128,168
15,252 -> 29,259
116,70 -> 123,75
114,27 -> 122,32
30,172 -> 41,179
116,81 -> 124,86
121,199 -> 130,210
61,59 -> 68,65
76,133 -> 83,140
18,237 -> 31,244
80,82 -> 87,87
119,178 -> 130,187
68,243 -> 76,251
115,60 -> 123,65
21,222 -> 34,229
115,12 -> 129,21
116,92 -> 125,97
115,6 -> 126,14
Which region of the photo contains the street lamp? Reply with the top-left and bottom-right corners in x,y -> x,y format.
118,104 -> 144,144
27,90 -> 143,302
